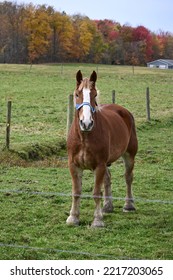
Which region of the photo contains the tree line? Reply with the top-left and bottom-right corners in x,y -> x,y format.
0,1 -> 173,65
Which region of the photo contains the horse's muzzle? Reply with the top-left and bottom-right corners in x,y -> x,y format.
79,119 -> 94,131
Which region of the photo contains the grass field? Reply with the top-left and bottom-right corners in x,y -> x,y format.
0,64 -> 173,260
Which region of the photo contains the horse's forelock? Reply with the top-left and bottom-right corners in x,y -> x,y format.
83,78 -> 90,89
78,78 -> 96,91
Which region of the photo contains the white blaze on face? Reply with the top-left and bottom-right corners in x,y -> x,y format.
81,88 -> 93,129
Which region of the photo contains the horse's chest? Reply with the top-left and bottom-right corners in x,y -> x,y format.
76,145 -> 95,169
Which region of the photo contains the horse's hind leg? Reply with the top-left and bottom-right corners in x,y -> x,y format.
122,153 -> 136,211
103,167 -> 114,213
66,164 -> 83,226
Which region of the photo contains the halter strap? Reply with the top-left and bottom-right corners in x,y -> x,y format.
76,102 -> 96,113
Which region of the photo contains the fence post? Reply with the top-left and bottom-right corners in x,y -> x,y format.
112,90 -> 116,103
61,64 -> 63,74
66,94 -> 74,139
132,65 -> 134,74
6,100 -> 12,149
146,87 -> 151,121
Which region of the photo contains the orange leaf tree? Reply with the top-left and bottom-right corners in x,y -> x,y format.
50,11 -> 74,61
24,4 -> 52,63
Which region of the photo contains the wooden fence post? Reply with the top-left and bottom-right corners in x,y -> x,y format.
146,87 -> 151,121
66,94 -> 74,139
61,64 -> 63,74
112,90 -> 116,103
6,100 -> 12,149
132,65 -> 134,74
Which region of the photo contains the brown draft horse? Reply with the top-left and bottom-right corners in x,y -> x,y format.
66,70 -> 138,227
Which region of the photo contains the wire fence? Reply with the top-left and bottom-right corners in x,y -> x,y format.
0,242 -> 118,260
0,242 -> 141,260
0,188 -> 173,204
0,187 -> 172,259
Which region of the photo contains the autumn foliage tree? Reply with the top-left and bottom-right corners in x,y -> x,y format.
0,1 -> 28,63
49,11 -> 74,61
24,4 -> 52,63
0,1 -> 173,65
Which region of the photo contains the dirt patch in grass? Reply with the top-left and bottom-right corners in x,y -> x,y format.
1,139 -> 67,167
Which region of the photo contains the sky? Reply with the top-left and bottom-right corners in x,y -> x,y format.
17,0 -> 173,33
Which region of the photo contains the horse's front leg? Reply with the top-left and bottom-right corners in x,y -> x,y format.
66,163 -> 83,226
92,164 -> 106,227
103,167 -> 114,213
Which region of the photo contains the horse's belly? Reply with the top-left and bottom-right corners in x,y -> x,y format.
107,133 -> 130,163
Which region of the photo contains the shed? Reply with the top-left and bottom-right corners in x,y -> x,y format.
147,59 -> 173,69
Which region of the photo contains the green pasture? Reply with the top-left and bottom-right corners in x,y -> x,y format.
0,64 -> 173,260
0,63 -> 172,152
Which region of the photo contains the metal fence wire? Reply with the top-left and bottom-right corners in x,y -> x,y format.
0,188 -> 173,204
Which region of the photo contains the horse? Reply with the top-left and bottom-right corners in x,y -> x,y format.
66,70 -> 138,227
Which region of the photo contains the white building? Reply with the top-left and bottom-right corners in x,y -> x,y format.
147,59 -> 173,69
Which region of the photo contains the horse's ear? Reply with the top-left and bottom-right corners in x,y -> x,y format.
76,70 -> 83,86
90,71 -> 97,85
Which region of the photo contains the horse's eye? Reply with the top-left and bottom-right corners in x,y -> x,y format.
76,94 -> 79,98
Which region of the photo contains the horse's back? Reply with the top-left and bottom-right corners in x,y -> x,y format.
99,104 -> 134,130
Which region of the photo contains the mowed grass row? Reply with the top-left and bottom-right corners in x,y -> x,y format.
0,64 -> 173,259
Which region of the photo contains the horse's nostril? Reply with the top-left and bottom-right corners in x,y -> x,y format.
89,120 -> 94,129
80,120 -> 85,130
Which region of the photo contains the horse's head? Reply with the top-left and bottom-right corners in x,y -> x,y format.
74,70 -> 97,132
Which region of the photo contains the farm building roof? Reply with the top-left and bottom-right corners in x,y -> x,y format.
147,59 -> 173,66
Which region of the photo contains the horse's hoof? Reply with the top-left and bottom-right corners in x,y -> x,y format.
66,216 -> 79,226
102,203 -> 114,213
123,205 -> 136,212
91,219 -> 105,228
